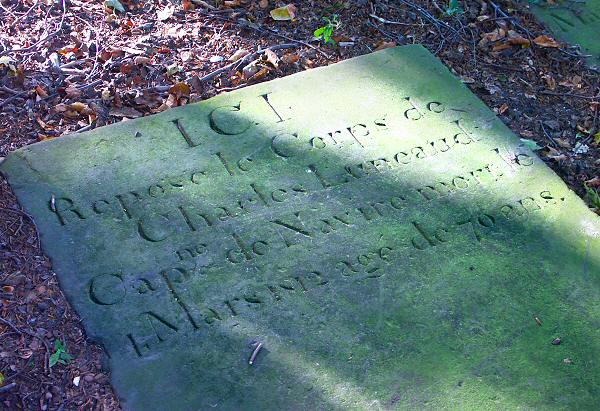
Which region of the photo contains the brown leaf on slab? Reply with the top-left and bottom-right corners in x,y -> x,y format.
374,41 -> 397,51
533,35 -> 559,48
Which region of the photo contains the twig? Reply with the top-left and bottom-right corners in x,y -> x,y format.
489,1 -> 532,38
369,14 -> 416,26
0,0 -> 67,57
539,120 -> 558,148
539,90 -> 599,100
248,342 -> 263,365
199,43 -> 297,83
12,0 -> 40,27
0,382 -> 17,393
0,317 -> 49,351
196,10 -> 330,59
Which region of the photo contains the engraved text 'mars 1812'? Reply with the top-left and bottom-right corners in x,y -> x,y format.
2,45 -> 600,410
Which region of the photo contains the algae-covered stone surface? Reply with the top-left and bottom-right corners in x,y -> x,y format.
532,0 -> 600,68
2,45 -> 600,410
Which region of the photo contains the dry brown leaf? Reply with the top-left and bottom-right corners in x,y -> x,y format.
224,0 -> 242,7
533,35 -> 559,48
263,49 -> 279,68
1,285 -> 14,294
134,56 -> 151,65
281,53 -> 299,65
492,42 -> 512,52
35,85 -> 48,98
169,82 -> 191,99
65,86 -> 82,99
545,146 -> 567,161
374,41 -> 397,51
109,106 -> 143,118
259,0 -> 269,8
498,103 -> 509,114
586,176 -> 600,188
242,60 -> 261,79
250,67 -> 270,82
507,30 -> 530,46
229,49 -> 250,62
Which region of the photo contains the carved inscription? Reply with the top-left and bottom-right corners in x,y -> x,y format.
44,88 -> 573,360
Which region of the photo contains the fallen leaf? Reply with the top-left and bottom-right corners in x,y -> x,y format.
134,56 -> 151,65
545,146 -> 566,161
249,67 -> 270,82
183,0 -> 194,10
263,49 -> 279,68
229,49 -> 250,62
586,177 -> 600,188
35,85 -> 48,98
259,0 -> 269,8
594,131 -> 600,145
104,0 -> 125,13
270,4 -> 297,21
242,60 -> 260,79
109,106 -> 143,118
374,41 -> 397,51
498,103 -> 509,114
190,0 -> 216,9
281,53 -> 299,65
169,82 -> 191,99
65,86 -> 82,99
533,35 -> 559,48
157,5 -> 175,21
224,0 -> 241,6
1,285 -> 13,294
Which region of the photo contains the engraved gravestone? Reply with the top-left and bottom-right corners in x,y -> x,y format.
2,45 -> 600,409
532,0 -> 600,68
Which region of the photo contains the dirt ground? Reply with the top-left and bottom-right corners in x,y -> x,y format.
0,0 -> 599,409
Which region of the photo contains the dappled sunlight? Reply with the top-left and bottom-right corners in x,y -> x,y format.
3,46 -> 600,409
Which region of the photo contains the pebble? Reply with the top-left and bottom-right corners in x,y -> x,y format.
209,56 -> 224,63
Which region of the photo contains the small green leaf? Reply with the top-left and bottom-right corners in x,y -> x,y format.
520,138 -> 543,151
104,0 -> 125,13
0,371 -> 5,386
49,351 -> 61,368
314,27 -> 326,38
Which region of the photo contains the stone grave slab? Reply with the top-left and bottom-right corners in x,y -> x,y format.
531,0 -> 600,68
2,45 -> 600,410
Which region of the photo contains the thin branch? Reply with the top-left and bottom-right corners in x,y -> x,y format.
0,0 -> 67,57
